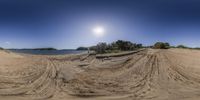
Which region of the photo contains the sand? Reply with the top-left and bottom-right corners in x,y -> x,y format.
1,49 -> 200,100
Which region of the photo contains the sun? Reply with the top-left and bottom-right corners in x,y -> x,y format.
92,26 -> 105,37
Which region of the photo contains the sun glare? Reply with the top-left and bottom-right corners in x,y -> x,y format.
93,26 -> 105,37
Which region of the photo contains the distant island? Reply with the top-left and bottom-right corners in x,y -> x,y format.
76,47 -> 88,50
32,48 -> 57,50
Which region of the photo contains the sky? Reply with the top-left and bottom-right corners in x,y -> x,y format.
0,0 -> 200,49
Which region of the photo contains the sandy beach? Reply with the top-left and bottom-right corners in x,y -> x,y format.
1,49 -> 200,100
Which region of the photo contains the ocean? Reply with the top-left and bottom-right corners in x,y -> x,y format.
9,49 -> 87,55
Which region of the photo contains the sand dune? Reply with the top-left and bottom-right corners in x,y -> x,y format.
1,49 -> 200,100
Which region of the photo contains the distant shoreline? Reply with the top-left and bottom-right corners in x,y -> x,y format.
8,49 -> 87,55
8,48 -> 57,51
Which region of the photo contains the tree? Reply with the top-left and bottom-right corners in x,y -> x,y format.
154,42 -> 170,49
95,42 -> 107,54
115,40 -> 141,51
136,44 -> 143,48
88,40 -> 143,54
116,40 -> 125,50
111,42 -> 118,50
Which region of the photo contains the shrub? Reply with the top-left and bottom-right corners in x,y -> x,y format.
136,44 -> 143,48
154,42 -> 170,49
95,42 -> 107,54
89,46 -> 97,51
194,47 -> 200,50
176,45 -> 188,48
115,40 -> 142,51
89,40 -> 143,54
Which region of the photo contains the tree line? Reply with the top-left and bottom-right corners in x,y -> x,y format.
78,40 -> 143,54
77,40 -> 200,54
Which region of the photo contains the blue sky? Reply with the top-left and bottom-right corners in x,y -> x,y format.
0,0 -> 200,49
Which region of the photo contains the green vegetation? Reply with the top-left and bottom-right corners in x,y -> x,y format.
95,42 -> 107,54
0,47 -> 3,50
153,42 -> 170,49
194,47 -> 200,49
91,40 -> 143,54
176,45 -> 200,50
176,45 -> 188,48
18,48 -> 57,50
33,48 -> 57,50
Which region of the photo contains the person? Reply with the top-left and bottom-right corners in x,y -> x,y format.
87,48 -> 90,54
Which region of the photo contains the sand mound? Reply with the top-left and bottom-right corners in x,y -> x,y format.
1,49 -> 200,100
0,50 -> 23,58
